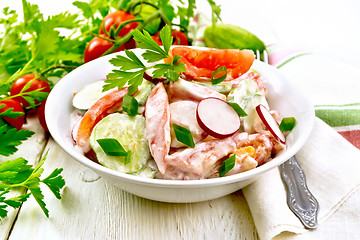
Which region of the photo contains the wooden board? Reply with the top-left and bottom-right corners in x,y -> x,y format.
6,137 -> 258,240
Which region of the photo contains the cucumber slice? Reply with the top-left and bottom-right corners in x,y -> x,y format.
132,162 -> 158,178
90,113 -> 151,173
73,80 -> 154,111
133,80 -> 154,105
72,81 -> 112,110
227,78 -> 260,104
194,81 -> 233,94
241,93 -> 269,133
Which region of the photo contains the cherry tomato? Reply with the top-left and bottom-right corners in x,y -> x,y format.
151,32 -> 162,45
99,10 -> 138,38
10,74 -> 50,109
84,35 -> 125,63
170,47 -> 255,81
172,30 -> 189,45
151,30 -> 188,46
37,98 -> 48,132
0,99 -> 25,130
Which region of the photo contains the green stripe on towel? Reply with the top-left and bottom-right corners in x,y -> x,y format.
277,53 -> 312,69
315,104 -> 360,127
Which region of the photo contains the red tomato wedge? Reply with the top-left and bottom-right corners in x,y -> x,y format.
74,87 -> 128,152
170,47 -> 255,81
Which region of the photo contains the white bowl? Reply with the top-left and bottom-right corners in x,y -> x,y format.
45,49 -> 315,203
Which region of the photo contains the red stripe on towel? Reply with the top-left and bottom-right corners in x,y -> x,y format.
338,130 -> 360,149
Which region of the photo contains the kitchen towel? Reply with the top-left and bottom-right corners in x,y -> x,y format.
243,48 -> 360,240
191,12 -> 360,239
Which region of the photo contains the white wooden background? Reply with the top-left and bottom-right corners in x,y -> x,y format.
0,117 -> 259,240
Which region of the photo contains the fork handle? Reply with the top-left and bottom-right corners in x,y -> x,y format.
280,156 -> 319,229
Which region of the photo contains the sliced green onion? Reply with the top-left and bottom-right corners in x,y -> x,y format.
211,66 -> 227,85
123,94 -> 139,116
279,117 -> 296,131
227,102 -> 248,117
173,124 -> 195,148
124,151 -> 132,165
219,154 -> 236,177
96,138 -> 128,157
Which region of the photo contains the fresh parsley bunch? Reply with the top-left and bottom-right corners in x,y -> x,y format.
0,152 -> 65,218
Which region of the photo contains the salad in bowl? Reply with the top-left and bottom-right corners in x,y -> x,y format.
45,27 -> 314,202
71,47 -> 286,180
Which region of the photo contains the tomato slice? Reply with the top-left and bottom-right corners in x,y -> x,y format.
170,47 -> 255,81
74,87 -> 129,152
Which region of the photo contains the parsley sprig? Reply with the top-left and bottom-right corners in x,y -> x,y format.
0,124 -> 34,157
104,25 -> 186,94
0,152 -> 65,218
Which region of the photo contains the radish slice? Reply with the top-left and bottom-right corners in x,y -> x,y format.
71,117 -> 81,143
255,104 -> 286,143
196,97 -> 241,139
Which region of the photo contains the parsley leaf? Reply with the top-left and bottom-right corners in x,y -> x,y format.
0,105 -> 24,119
106,25 -> 185,93
132,28 -> 168,62
0,152 -> 66,218
41,168 -> 65,200
0,124 -> 34,157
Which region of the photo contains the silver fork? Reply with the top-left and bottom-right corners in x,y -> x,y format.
256,50 -> 319,229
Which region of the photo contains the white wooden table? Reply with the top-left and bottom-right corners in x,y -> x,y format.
1,0 -> 359,239
0,117 -> 259,240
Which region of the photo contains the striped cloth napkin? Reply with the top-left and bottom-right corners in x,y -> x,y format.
190,13 -> 360,240
244,45 -> 360,240
267,44 -> 360,150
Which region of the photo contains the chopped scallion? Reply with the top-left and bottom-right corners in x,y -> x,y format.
123,94 -> 139,116
96,138 -> 128,157
219,154 -> 236,177
124,151 -> 132,165
173,124 -> 195,148
279,117 -> 296,131
227,102 -> 248,117
211,66 -> 227,85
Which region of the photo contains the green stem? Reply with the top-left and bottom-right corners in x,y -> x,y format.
6,57 -> 35,84
70,26 -> 98,40
126,0 -> 159,15
158,11 -> 172,27
113,18 -> 145,37
40,65 -> 79,76
103,10 -> 162,55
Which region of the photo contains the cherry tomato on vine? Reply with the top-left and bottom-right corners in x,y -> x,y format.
151,32 -> 162,45
99,10 -> 138,38
151,30 -> 189,46
37,98 -> 48,132
172,30 -> 189,45
10,74 -> 50,109
84,35 -> 125,63
0,99 -> 25,130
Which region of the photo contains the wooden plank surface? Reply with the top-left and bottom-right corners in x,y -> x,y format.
0,117 -> 48,240
7,137 -> 259,240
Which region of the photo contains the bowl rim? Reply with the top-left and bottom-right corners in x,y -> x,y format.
45,48 -> 315,188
